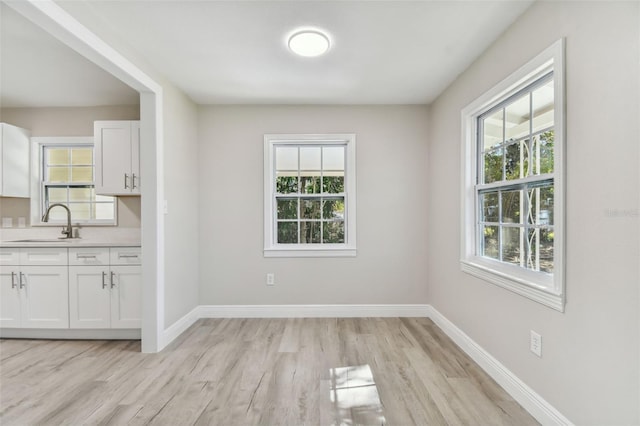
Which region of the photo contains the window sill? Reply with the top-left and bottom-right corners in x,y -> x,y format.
460,258 -> 564,312
264,247 -> 356,258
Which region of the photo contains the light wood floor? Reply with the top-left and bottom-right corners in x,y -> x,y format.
0,318 -> 538,425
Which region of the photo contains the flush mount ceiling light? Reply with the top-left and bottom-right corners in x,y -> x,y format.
288,30 -> 330,57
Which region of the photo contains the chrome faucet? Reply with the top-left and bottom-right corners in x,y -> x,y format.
42,203 -> 74,239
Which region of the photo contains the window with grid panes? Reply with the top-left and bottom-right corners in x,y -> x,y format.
264,134 -> 356,257
461,40 -> 565,311
39,140 -> 116,224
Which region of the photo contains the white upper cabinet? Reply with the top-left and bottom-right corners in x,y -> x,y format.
94,120 -> 140,195
0,123 -> 30,198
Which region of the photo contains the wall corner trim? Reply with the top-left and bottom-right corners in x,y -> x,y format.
426,305 -> 574,426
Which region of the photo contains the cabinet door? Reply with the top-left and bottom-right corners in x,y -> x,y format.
69,266 -> 110,328
0,123 -> 30,198
110,265 -> 142,328
95,121 -> 134,195
20,266 -> 69,328
0,269 -> 21,327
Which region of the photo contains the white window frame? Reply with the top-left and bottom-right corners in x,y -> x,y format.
460,39 -> 565,311
30,137 -> 118,227
264,133 -> 357,257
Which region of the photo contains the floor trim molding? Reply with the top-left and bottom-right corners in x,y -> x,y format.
160,303 -> 571,425
426,305 -> 573,426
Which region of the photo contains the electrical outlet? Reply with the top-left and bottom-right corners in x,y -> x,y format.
266,273 -> 275,286
530,330 -> 542,357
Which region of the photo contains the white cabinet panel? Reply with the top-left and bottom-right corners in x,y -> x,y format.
110,247 -> 142,265
19,248 -> 68,266
0,269 -> 21,327
94,121 -> 140,195
110,265 -> 142,329
20,266 -> 69,329
0,248 -> 20,266
69,248 -> 110,266
69,266 -> 110,328
0,123 -> 30,198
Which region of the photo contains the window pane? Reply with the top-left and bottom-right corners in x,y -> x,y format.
505,140 -> 529,180
277,222 -> 298,243
71,166 -> 93,182
47,148 -> 69,165
539,227 -> 554,273
322,175 -> 344,193
69,203 -> 91,221
95,194 -> 112,203
276,173 -> 298,194
322,198 -> 345,220
483,148 -> 503,184
300,147 -> 321,170
69,187 -> 91,202
277,198 -> 298,220
71,148 -> 93,165
481,192 -> 499,223
47,187 -> 67,203
95,203 -> 115,220
482,109 -> 503,150
276,146 -> 298,171
300,173 -> 321,194
301,198 -> 321,219
323,146 -> 345,170
501,190 -> 521,224
525,228 -> 538,271
482,225 -> 499,260
300,221 -> 321,244
323,221 -> 344,243
534,130 -> 554,175
539,185 -> 554,225
532,80 -> 554,133
47,166 -> 70,182
505,93 -> 530,141
502,226 -> 522,265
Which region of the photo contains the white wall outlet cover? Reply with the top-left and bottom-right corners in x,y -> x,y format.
18,217 -> 27,228
2,217 -> 13,228
530,330 -> 542,357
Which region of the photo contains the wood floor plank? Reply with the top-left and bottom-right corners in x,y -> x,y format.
0,318 -> 539,426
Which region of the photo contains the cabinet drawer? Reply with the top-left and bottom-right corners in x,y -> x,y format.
0,248 -> 20,266
19,248 -> 68,266
69,248 -> 110,266
110,247 -> 141,265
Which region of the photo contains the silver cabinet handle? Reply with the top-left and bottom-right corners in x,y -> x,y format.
11,272 -> 17,289
102,271 -> 107,289
132,173 -> 137,189
124,173 -> 129,189
110,271 -> 116,288
76,254 -> 97,259
118,254 -> 139,259
19,272 -> 26,289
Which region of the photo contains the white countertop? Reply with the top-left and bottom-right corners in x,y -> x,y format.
0,227 -> 141,248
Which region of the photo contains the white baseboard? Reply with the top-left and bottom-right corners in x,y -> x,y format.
159,303 -> 570,426
160,305 -> 200,349
426,306 -> 572,426
198,304 -> 431,318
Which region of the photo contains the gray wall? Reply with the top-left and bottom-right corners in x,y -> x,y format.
426,2 -> 639,424
0,105 -> 141,229
198,105 -> 429,305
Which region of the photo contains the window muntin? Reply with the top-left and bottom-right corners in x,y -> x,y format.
38,141 -> 116,224
264,134 -> 356,257
477,74 -> 555,274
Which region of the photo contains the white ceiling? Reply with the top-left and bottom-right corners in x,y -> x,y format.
3,0 -> 534,107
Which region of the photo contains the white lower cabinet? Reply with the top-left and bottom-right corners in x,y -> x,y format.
0,248 -> 69,328
69,247 -> 141,329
